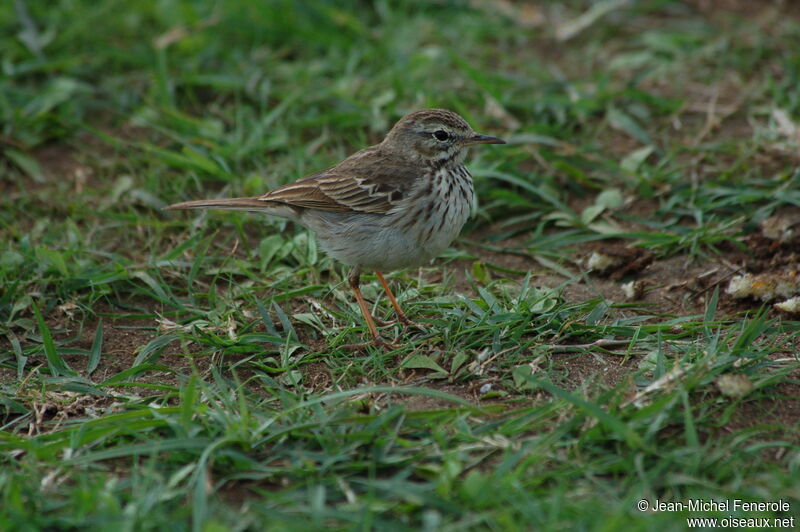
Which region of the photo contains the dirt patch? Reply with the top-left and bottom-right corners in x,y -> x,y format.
550,350 -> 636,391
724,379 -> 800,425
7,132 -> 107,199
377,383 -> 483,411
0,300 -> 209,393
300,361 -> 333,392
687,0 -> 800,19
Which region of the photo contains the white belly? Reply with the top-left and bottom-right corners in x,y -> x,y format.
301,165 -> 474,271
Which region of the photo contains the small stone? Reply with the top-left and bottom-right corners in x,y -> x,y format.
716,374 -> 753,398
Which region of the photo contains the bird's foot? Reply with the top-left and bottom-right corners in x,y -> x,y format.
397,315 -> 426,330
374,315 -> 425,330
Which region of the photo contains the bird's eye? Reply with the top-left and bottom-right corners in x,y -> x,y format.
433,130 -> 450,141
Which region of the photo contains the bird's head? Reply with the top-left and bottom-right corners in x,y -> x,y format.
383,109 -> 505,164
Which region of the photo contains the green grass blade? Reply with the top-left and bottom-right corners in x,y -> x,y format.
31,304 -> 75,376
87,320 -> 103,375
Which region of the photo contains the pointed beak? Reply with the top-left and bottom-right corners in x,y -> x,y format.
460,133 -> 506,146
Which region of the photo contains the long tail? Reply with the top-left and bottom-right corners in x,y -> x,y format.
165,197 -> 271,212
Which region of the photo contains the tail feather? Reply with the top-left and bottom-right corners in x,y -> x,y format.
165,197 -> 270,212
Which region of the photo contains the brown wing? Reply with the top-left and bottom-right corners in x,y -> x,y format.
260,146 -> 420,214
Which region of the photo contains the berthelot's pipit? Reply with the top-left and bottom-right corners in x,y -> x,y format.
167,109 -> 505,346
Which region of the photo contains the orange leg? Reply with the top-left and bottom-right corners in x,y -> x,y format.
348,268 -> 384,345
375,271 -> 411,325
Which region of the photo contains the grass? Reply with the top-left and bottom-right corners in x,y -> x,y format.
2,0 -> 800,529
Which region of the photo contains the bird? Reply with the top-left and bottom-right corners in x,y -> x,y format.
166,109 -> 505,346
